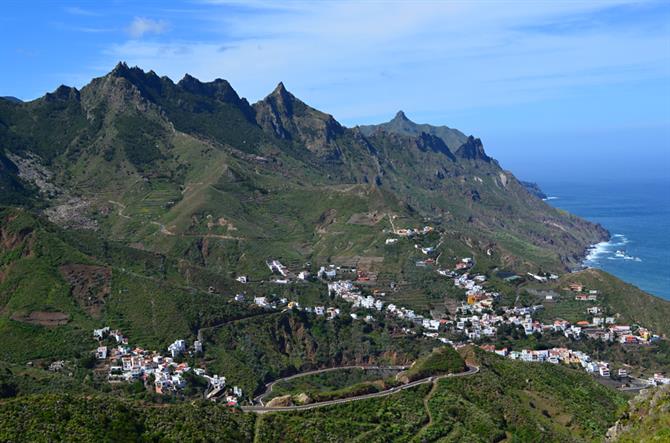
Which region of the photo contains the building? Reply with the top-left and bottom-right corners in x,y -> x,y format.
168,339 -> 187,358
254,296 -> 268,307
93,327 -> 110,340
598,365 -> 611,377
96,346 -> 108,359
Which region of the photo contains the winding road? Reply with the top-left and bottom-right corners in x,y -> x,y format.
241,364 -> 479,413
252,365 -> 410,406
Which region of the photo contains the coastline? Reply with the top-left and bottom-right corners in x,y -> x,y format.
540,180 -> 670,300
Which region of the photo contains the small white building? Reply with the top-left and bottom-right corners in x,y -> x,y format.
93,327 -> 110,340
96,346 -> 108,359
168,339 -> 187,358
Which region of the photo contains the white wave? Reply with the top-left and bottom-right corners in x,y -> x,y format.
543,196 -> 559,201
585,240 -> 611,262
584,234 -> 641,265
610,234 -> 629,246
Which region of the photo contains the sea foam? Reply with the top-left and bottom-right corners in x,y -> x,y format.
584,234 -> 640,264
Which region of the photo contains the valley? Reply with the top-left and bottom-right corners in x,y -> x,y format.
0,65 -> 668,441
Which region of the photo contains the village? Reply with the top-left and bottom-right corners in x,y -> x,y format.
477,344 -> 670,388
86,222 -> 666,403
91,327 -> 243,405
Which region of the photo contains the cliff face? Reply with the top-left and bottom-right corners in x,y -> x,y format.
520,181 -> 548,200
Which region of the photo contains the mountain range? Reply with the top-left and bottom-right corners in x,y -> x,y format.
0,62 -> 606,276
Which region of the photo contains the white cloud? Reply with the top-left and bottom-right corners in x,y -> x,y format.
127,17 -> 170,38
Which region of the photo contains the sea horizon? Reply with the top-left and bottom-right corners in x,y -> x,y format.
540,179 -> 670,301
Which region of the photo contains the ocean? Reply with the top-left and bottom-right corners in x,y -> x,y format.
540,180 -> 670,300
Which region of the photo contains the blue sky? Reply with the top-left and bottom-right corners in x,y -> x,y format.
2,0 -> 669,182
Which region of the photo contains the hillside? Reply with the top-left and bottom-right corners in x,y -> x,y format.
0,207 -> 269,364
0,395 -> 256,442
0,349 -> 626,442
0,63 -> 607,275
537,268 -> 670,337
607,384 -> 670,442
0,63 -> 668,441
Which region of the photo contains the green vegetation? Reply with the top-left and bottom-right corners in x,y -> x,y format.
0,65 -> 666,441
267,368 -> 400,400
255,348 -> 626,442
204,311 -> 435,396
0,207 -> 264,363
399,346 -> 467,382
560,269 -> 670,336
413,349 -> 626,442
0,395 -> 256,442
266,367 -> 402,404
610,384 -> 670,442
257,384 -> 432,442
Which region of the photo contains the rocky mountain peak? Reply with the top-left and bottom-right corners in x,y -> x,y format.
177,74 -> 240,104
111,61 -> 130,75
273,81 -> 288,95
266,82 -> 296,111
455,136 -> 491,162
44,85 -> 80,102
393,110 -> 410,122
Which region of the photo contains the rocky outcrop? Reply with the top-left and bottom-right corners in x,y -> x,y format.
253,82 -> 345,154
455,136 -> 491,163
606,384 -> 670,442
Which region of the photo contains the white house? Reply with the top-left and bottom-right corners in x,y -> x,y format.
168,339 -> 187,358
96,346 -> 108,359
93,327 -> 110,340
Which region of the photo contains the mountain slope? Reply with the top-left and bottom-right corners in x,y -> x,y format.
607,384 -> 670,442
256,348 -> 625,442
0,349 -> 626,442
0,63 -> 608,279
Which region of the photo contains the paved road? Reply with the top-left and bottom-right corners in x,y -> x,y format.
252,365 -> 410,405
241,364 -> 479,414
